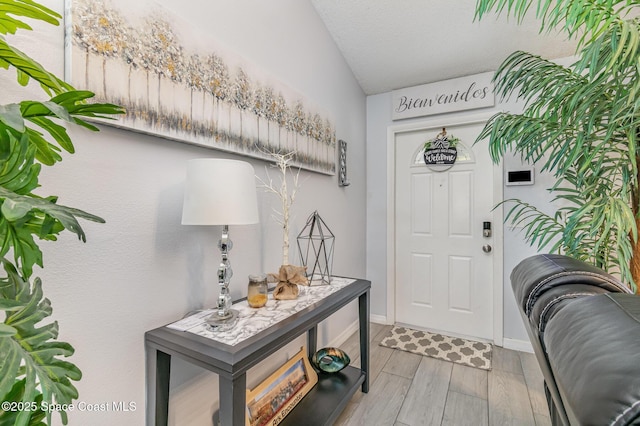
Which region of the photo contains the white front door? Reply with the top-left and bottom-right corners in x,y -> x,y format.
394,119 -> 496,340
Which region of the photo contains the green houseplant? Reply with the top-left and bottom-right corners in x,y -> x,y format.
474,0 -> 640,291
0,1 -> 123,425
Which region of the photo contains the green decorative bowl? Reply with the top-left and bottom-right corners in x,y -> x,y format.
311,347 -> 351,373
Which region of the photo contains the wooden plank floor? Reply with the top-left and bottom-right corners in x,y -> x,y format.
334,324 -> 551,426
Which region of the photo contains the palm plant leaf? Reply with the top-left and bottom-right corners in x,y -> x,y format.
475,0 -> 637,47
13,92 -> 123,166
555,164 -> 636,279
0,0 -> 70,95
476,1 -> 640,103
0,93 -> 124,167
475,0 -> 639,288
0,260 -> 79,426
0,379 -> 46,426
0,37 -> 70,96
0,92 -> 120,277
479,112 -> 564,166
0,0 -> 59,35
574,17 -> 640,101
0,131 -> 39,195
0,187 -> 104,277
501,199 -> 565,251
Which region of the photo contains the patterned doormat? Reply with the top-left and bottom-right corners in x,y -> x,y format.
379,326 -> 492,370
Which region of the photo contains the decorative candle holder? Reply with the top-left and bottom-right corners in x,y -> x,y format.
247,274 -> 268,308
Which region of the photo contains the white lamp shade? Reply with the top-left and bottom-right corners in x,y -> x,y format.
182,159 -> 259,225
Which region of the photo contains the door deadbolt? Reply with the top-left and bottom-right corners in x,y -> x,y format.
483,221 -> 492,238
482,245 -> 492,253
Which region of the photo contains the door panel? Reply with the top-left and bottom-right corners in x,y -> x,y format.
449,171 -> 472,236
411,174 -> 432,234
410,252 -> 432,306
449,256 -> 472,312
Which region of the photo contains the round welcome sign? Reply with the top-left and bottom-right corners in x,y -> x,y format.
423,128 -> 458,171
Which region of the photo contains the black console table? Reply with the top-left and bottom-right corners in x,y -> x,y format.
145,278 -> 370,426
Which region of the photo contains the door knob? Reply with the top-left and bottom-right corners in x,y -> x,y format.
482,245 -> 492,253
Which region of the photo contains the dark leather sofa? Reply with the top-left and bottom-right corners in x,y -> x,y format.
511,254 -> 640,425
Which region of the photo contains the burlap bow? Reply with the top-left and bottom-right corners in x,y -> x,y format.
267,265 -> 309,300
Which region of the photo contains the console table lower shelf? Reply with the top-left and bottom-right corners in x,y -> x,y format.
214,366 -> 364,426
280,366 -> 365,426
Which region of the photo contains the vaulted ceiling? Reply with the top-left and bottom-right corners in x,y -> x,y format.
310,0 -> 579,95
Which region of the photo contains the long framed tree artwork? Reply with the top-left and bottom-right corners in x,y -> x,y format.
64,0 -> 336,175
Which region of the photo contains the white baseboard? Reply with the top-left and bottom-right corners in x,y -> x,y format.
502,337 -> 533,353
370,314 -> 389,325
328,314 -> 392,347
328,320 -> 360,347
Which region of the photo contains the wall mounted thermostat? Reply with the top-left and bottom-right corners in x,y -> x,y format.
505,167 -> 535,186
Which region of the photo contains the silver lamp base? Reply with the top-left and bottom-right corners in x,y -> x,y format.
204,308 -> 239,332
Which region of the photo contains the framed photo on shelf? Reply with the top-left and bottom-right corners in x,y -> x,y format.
246,347 -> 318,426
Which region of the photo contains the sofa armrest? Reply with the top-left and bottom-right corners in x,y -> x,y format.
510,254 -> 630,318
510,254 -> 632,425
544,293 -> 640,425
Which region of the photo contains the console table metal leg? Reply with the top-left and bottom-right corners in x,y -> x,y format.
219,373 -> 246,425
307,325 -> 318,358
146,347 -> 171,426
359,289 -> 370,393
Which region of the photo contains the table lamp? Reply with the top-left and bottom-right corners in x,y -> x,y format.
182,158 -> 259,331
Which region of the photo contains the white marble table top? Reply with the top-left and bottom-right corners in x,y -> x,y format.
167,277 -> 356,346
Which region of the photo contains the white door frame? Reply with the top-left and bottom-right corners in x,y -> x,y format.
386,113 -> 504,346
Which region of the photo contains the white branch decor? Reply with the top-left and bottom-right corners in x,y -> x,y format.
256,151 -> 301,265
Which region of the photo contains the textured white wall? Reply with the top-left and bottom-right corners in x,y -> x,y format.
3,1 -> 366,425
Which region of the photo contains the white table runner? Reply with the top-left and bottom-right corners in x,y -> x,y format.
167,277 -> 356,346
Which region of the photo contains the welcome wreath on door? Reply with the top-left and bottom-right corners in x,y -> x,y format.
423,127 -> 459,172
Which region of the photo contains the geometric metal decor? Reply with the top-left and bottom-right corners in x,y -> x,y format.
297,211 -> 335,285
